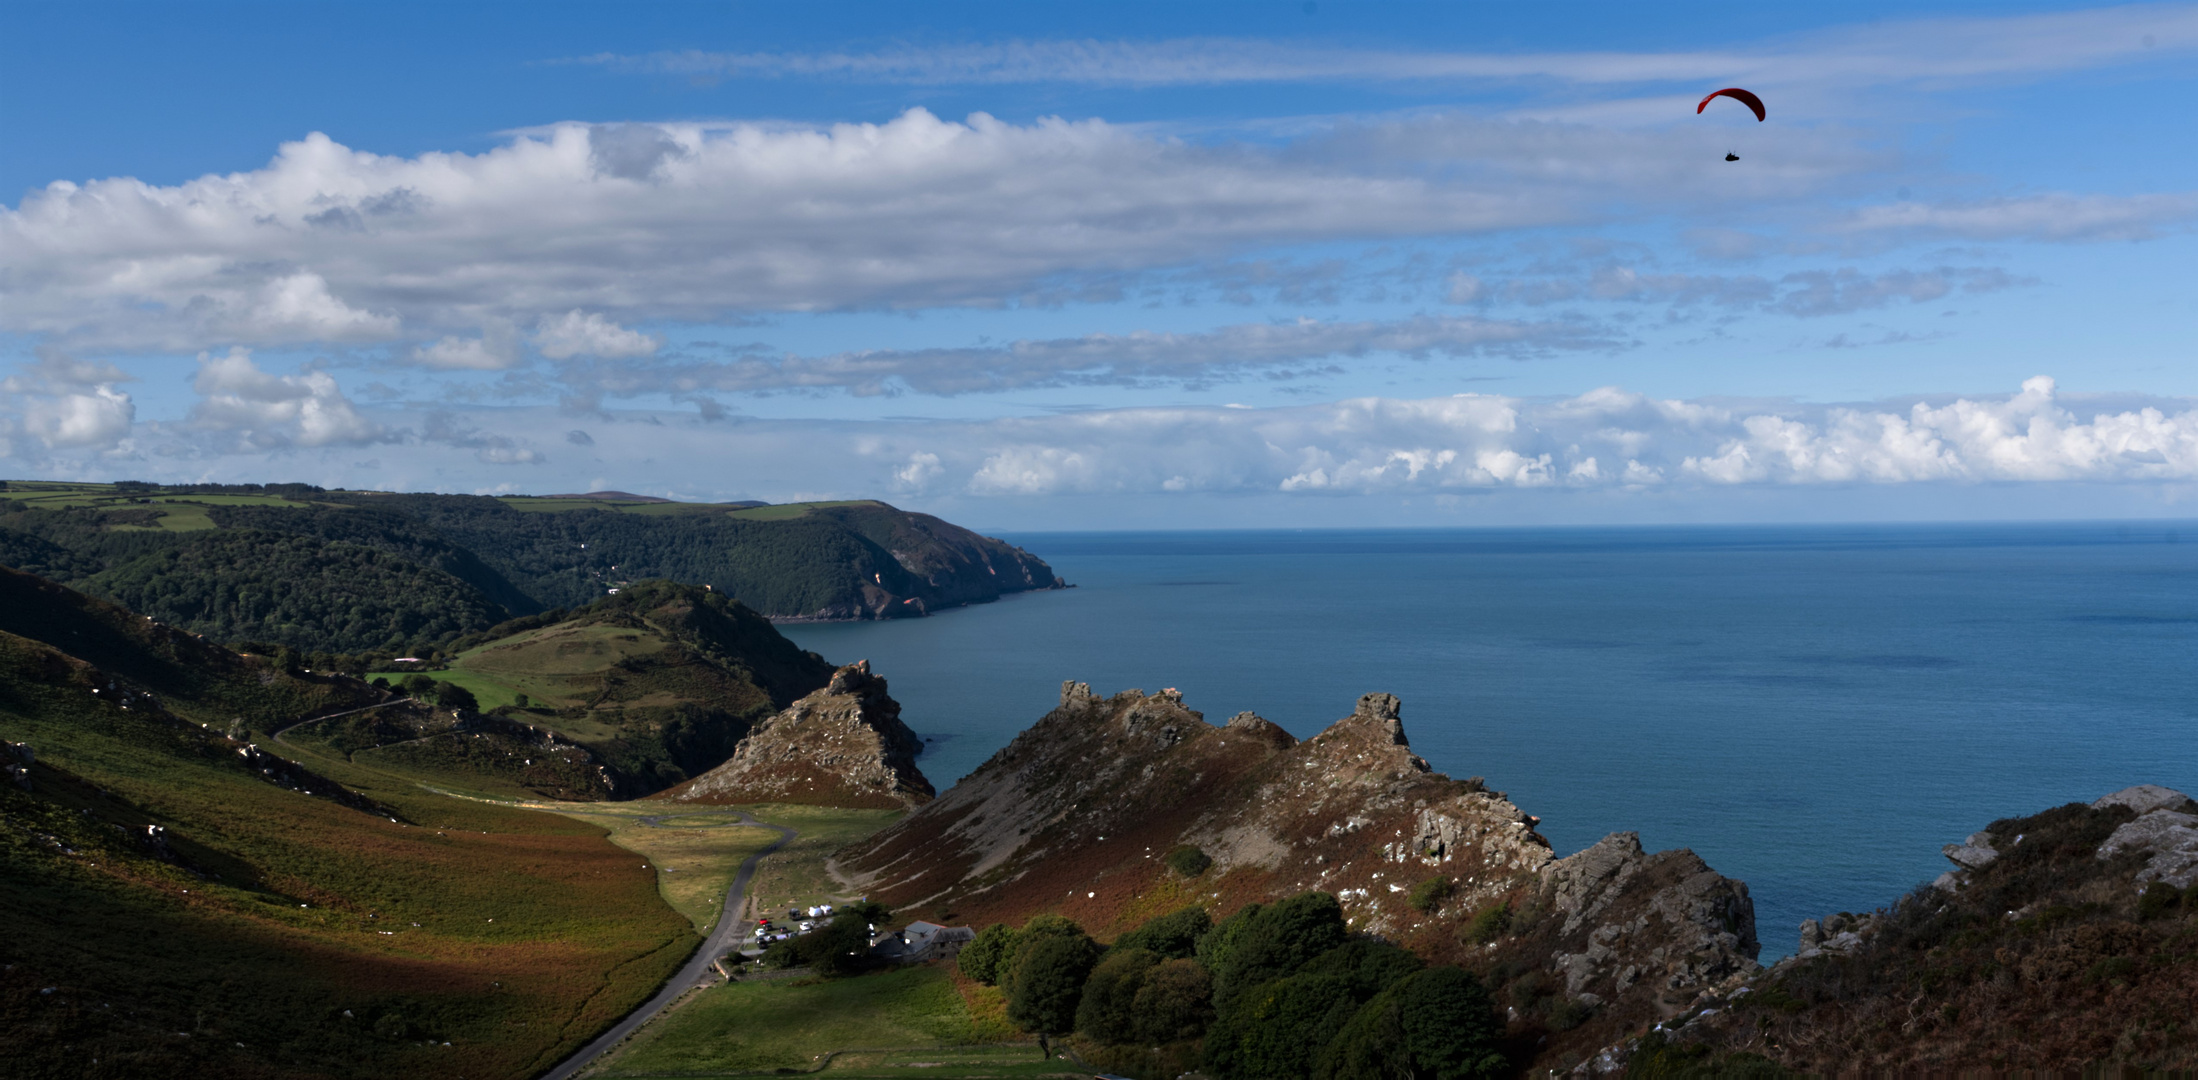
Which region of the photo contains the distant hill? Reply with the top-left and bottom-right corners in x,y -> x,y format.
305,580 -> 837,799
0,480 -> 1067,653
0,565 -> 695,1078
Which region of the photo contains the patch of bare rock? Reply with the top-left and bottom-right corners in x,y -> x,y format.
660,661 -> 933,809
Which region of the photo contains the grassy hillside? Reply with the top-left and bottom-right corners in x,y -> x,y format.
314,581 -> 837,799
0,480 -> 1065,653
0,566 -> 696,1079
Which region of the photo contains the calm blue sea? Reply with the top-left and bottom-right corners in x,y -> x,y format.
782,523 -> 2198,957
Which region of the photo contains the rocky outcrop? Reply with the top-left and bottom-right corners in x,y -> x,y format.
836,682 -> 1757,1049
2092,785 -> 2198,889
1531,832 -> 1759,1015
661,661 -> 933,809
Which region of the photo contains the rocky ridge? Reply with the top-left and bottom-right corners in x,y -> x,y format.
1619,784 -> 2198,1075
661,661 -> 933,809
836,682 -> 1759,1057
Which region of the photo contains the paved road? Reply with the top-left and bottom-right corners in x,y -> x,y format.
537,812 -> 797,1080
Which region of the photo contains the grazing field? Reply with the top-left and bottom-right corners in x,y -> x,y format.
541,804 -> 787,934
586,964 -> 1034,1078
718,803 -> 906,919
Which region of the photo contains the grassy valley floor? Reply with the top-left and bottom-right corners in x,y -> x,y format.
581,964 -> 1060,1079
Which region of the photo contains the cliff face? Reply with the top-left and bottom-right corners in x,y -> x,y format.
835,682 -> 1758,1047
660,661 -> 934,809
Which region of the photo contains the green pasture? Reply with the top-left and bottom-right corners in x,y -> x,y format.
727,803 -> 905,917
725,500 -> 880,521
588,964 -> 1031,1078
544,804 -> 787,934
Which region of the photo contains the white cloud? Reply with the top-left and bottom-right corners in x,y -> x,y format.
0,110 -> 1849,354
567,314 -> 1613,398
412,323 -> 521,370
533,310 -> 662,360
1839,193 -> 2198,242
575,6 -> 2198,90
23,386 -> 135,449
187,347 -> 385,448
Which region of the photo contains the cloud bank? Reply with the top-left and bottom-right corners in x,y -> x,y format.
13,376 -> 2198,505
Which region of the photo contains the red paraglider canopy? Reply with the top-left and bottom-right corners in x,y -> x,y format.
1696,87 -> 1766,122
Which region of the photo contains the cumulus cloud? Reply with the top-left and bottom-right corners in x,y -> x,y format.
562,314 -> 1614,398
187,347 -> 386,448
1,352 -> 138,451
533,310 -> 662,360
21,386 -> 135,449
0,109 -> 1869,354
794,377 -> 2198,497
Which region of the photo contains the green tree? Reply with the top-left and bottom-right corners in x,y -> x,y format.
1002,925 -> 1100,1036
433,680 -> 479,712
960,923 -> 1016,984
1113,905 -> 1211,959
1319,967 -> 1507,1080
1211,892 -> 1349,1008
1074,947 -> 1159,1043
1205,973 -> 1359,1080
1131,958 -> 1215,1044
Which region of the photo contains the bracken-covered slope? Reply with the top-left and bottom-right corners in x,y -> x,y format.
0,566 -> 693,1080
658,660 -> 934,810
835,682 -> 1760,1059
1643,785 -> 2198,1075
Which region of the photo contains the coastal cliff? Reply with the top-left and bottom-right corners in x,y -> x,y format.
835,682 -> 1759,1053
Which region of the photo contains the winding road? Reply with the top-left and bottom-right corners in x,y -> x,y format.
537,811 -> 799,1080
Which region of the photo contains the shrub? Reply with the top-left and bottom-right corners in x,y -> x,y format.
1546,995 -> 1595,1031
760,905 -> 886,978
1407,876 -> 1453,913
2137,882 -> 2182,921
960,923 -> 1015,985
1464,900 -> 1513,945
1113,905 -> 1211,959
1165,845 -> 1213,877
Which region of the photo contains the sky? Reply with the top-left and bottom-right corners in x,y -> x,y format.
2,0 -> 2196,529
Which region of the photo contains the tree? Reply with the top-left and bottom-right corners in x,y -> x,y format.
1074,947 -> 1159,1043
1131,958 -> 1215,1044
1205,973 -> 1359,1080
1113,905 -> 1211,959
433,680 -> 479,712
1002,926 -> 1100,1036
959,923 -> 1015,985
1318,967 -> 1505,1080
1211,892 -> 1349,1008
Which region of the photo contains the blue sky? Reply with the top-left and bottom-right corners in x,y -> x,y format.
3,1 -> 2196,527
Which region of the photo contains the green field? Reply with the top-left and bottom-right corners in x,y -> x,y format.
725,500 -> 880,521
586,964 -> 1044,1078
730,803 -> 906,919
542,803 -> 788,934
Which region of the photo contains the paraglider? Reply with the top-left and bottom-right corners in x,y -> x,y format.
1698,87 -> 1765,162
1697,87 -> 1766,121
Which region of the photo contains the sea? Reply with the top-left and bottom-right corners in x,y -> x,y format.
782,522 -> 2198,958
